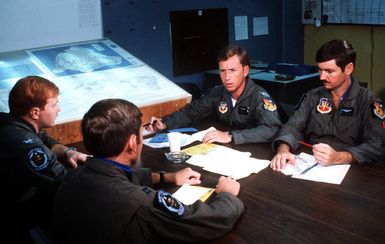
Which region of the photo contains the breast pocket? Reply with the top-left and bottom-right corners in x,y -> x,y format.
337,116 -> 362,143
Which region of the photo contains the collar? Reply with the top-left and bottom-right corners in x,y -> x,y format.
97,157 -> 132,173
8,113 -> 37,134
340,79 -> 354,102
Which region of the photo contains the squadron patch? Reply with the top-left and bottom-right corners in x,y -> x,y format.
372,101 -> 385,119
262,98 -> 277,111
317,97 -> 332,114
218,101 -> 228,114
28,147 -> 49,171
154,190 -> 184,217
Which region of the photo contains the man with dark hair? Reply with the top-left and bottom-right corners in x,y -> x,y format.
0,76 -> 89,241
147,45 -> 281,144
270,39 -> 385,171
53,99 -> 244,243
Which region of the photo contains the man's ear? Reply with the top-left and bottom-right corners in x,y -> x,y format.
243,65 -> 250,77
29,107 -> 40,120
344,62 -> 354,75
127,134 -> 138,155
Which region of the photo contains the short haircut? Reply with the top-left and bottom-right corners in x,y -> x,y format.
81,99 -> 142,158
9,76 -> 59,116
217,45 -> 250,67
315,39 -> 356,71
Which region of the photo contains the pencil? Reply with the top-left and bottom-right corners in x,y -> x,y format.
298,140 -> 313,148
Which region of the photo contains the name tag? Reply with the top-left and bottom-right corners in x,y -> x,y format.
340,107 -> 354,116
238,106 -> 249,115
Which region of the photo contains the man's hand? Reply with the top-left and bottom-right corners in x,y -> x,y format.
66,150 -> 89,168
312,143 -> 353,165
172,167 -> 201,186
215,176 -> 240,196
202,130 -> 232,144
270,144 -> 296,171
145,116 -> 166,132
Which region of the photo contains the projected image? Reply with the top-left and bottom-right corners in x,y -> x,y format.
29,42 -> 134,77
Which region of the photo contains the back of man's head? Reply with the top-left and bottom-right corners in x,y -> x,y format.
217,45 -> 250,67
81,99 -> 142,158
9,76 -> 59,116
315,39 -> 356,71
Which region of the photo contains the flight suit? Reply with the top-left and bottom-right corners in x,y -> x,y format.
273,79 -> 385,164
163,78 -> 282,144
53,157 -> 245,243
0,112 -> 67,199
0,112 -> 67,240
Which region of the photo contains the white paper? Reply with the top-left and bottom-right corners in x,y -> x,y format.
281,152 -> 317,175
191,127 -> 216,142
185,144 -> 269,180
292,164 -> 351,185
234,16 -> 248,40
253,17 -> 269,36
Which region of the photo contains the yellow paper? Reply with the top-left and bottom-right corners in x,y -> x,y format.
182,143 -> 218,156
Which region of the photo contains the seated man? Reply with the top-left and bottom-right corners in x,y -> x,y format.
147,45 -> 281,144
0,76 -> 89,241
270,39 -> 385,171
52,99 -> 244,243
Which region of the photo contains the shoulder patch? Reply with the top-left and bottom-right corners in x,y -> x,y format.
262,98 -> 277,111
28,147 -> 49,171
153,190 -> 184,217
372,101 -> 385,119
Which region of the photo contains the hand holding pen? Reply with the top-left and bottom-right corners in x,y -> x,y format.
144,116 -> 166,132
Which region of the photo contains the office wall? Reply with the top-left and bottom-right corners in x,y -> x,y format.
304,25 -> 385,99
102,0 -> 304,88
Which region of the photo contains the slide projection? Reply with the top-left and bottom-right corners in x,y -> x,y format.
0,39 -> 190,124
0,0 -> 103,53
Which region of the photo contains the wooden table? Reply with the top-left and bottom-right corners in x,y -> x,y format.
69,130 -> 385,243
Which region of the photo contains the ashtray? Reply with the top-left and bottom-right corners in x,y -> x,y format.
165,151 -> 190,163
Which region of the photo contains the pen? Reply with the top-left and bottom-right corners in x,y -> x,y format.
298,140 -> 313,148
299,163 -> 318,175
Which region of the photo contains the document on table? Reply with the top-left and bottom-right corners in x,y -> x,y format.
143,127 -> 213,148
172,184 -> 215,205
281,152 -> 317,175
184,144 -> 270,180
282,152 -> 350,184
292,164 -> 350,185
191,127 -> 216,141
143,133 -> 194,148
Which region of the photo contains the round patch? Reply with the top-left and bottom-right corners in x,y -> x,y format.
154,190 -> 184,217
218,101 -> 228,114
372,101 -> 385,119
28,147 -> 49,171
262,98 -> 277,111
317,97 -> 332,114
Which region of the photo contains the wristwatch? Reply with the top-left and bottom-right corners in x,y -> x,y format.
159,171 -> 166,184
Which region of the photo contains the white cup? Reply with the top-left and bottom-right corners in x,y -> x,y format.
167,132 -> 181,152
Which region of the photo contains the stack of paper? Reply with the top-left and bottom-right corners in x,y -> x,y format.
184,144 -> 270,180
282,152 -> 350,185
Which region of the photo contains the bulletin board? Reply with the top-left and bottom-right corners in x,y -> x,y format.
303,0 -> 385,25
323,0 -> 385,25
